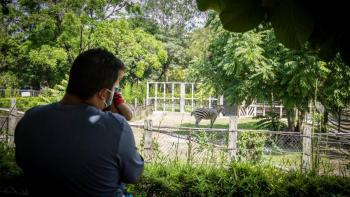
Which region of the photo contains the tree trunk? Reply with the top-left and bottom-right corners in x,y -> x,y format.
286,108 -> 296,132
296,111 -> 305,132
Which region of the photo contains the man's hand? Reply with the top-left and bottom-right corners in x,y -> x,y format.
111,91 -> 133,121
114,92 -> 124,105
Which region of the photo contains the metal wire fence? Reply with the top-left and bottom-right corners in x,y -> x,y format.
130,122 -> 350,176
0,116 -> 9,142
1,103 -> 349,176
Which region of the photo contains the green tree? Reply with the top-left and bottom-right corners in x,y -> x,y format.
130,0 -> 206,81
89,19 -> 167,83
1,0 -> 167,88
190,15 -> 331,132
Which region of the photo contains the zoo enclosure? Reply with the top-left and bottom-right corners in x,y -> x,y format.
1,99 -> 348,176
129,118 -> 350,176
146,81 -> 286,117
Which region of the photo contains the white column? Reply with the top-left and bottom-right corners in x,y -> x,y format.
219,95 -> 224,117
208,96 -> 211,108
191,83 -> 194,111
163,83 -> 166,112
171,83 -> 175,112
154,83 -> 158,111
146,82 -> 149,106
280,105 -> 283,118
254,106 -> 257,117
180,83 -> 185,113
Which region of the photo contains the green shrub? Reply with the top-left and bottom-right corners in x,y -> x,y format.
128,162 -> 350,197
0,97 -> 48,111
0,143 -> 25,193
255,112 -> 287,131
0,144 -> 349,196
122,82 -> 146,104
237,131 -> 266,163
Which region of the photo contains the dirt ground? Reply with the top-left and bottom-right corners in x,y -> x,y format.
129,112 -> 230,163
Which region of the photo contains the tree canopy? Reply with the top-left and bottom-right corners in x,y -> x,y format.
188,14 -> 350,131
196,0 -> 350,65
0,0 -> 167,88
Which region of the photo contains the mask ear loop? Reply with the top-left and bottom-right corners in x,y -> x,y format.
103,88 -> 114,109
115,86 -> 121,93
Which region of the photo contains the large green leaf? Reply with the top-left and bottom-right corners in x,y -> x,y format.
269,0 -> 314,49
219,0 -> 265,32
196,0 -> 223,12
317,36 -> 338,61
339,33 -> 350,65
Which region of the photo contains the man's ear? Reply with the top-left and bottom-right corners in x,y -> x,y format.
97,89 -> 108,100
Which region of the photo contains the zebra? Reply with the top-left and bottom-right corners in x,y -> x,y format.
191,106 -> 225,128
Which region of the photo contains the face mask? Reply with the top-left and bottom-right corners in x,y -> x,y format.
103,87 -> 115,108
114,86 -> 121,93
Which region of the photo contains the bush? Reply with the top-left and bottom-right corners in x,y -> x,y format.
0,97 -> 48,111
0,143 -> 25,193
237,131 -> 266,163
1,142 -> 349,196
122,82 -> 146,104
128,163 -> 350,197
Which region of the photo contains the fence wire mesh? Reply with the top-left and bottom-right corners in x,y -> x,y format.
0,116 -> 9,142
130,123 -> 350,176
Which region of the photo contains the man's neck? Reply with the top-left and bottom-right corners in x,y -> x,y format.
60,94 -> 84,105
60,93 -> 103,110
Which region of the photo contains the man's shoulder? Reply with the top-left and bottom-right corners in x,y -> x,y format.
23,103 -> 57,117
105,112 -> 127,127
21,103 -> 48,115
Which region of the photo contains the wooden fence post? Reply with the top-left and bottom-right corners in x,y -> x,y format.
228,116 -> 238,161
187,128 -> 192,164
143,119 -> 153,162
302,125 -> 312,172
8,98 -> 17,146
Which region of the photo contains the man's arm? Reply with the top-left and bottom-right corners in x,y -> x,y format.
111,103 -> 133,121
117,120 -> 144,183
110,91 -> 133,121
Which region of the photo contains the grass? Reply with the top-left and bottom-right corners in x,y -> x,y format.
174,118 -> 260,141
264,153 -> 302,170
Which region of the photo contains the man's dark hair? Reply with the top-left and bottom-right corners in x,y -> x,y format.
66,48 -> 125,99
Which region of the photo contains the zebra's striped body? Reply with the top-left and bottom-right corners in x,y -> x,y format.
191,106 -> 224,128
327,109 -> 350,133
